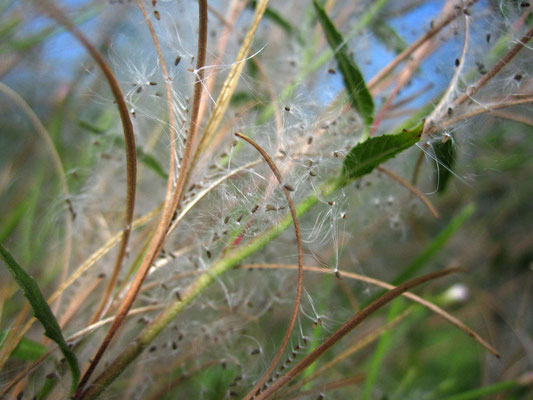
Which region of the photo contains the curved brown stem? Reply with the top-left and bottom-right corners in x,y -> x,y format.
235,133 -> 304,400
254,267 -> 460,400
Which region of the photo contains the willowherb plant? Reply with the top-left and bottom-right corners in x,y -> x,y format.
1,0 -> 532,399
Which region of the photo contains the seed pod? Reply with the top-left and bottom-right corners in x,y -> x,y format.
175,55 -> 182,66
283,184 -> 295,192
154,10 -> 160,20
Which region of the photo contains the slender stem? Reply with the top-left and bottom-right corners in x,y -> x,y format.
254,268 -> 460,400
76,1 -> 208,394
235,133 -> 304,400
377,166 -> 439,218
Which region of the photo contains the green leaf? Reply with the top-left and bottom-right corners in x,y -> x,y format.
0,330 -> 47,361
137,147 -> 168,180
433,136 -> 456,193
0,244 -> 80,395
342,122 -> 423,182
313,0 -> 374,126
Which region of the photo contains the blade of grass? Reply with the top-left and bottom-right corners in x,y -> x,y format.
0,244 -> 80,395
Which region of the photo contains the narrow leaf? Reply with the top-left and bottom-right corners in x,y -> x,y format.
342,122 -> 423,182
0,244 -> 80,394
313,0 -> 374,126
433,136 -> 456,193
0,330 -> 46,361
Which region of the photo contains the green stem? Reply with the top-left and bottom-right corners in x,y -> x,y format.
81,177 -> 343,399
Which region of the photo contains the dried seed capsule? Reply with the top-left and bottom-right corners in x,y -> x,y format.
154,10 -> 160,20
251,205 -> 259,213
265,204 -> 277,211
284,105 -> 291,111
174,55 -> 182,66
283,184 -> 295,192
